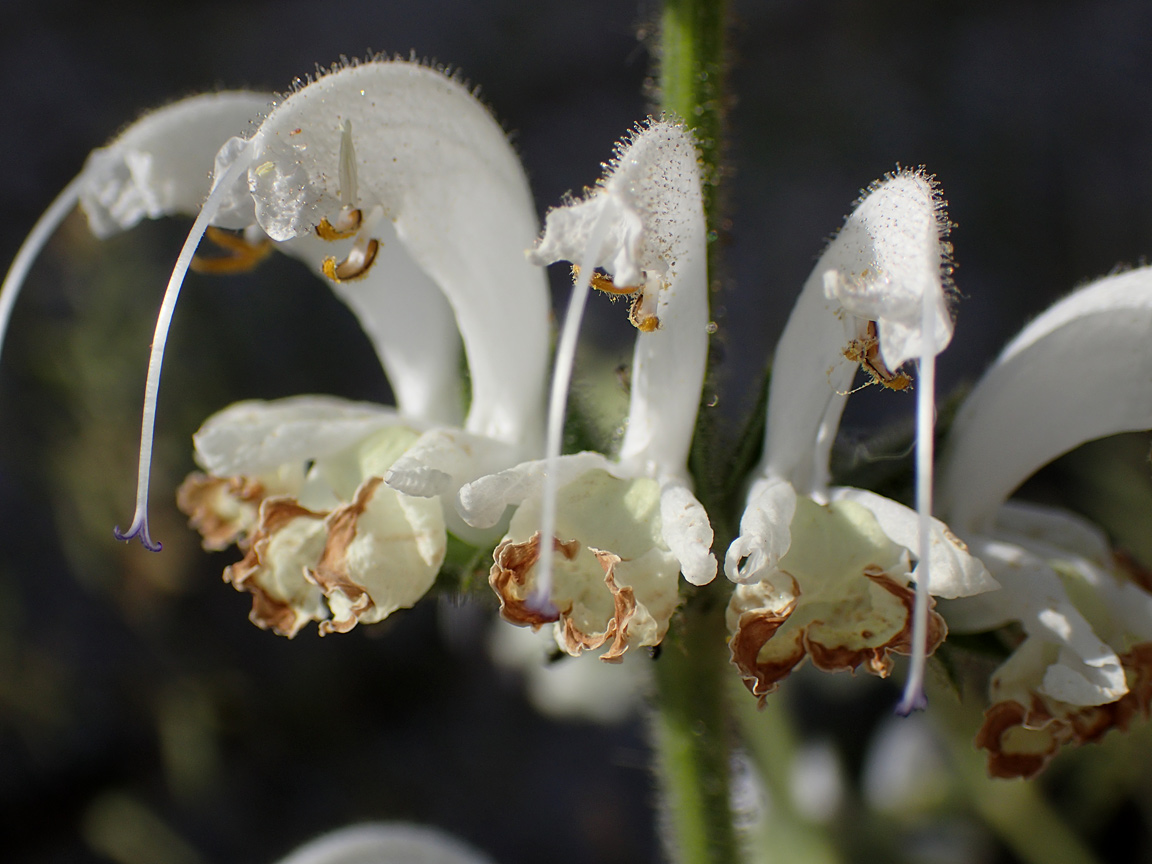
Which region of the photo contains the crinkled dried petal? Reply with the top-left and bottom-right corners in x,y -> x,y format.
224,497 -> 330,637
977,643 -> 1152,778
490,470 -> 681,660
177,473 -> 267,551
310,476 -> 447,635
727,498 -> 945,699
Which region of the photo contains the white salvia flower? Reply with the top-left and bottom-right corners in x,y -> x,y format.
0,91 -> 273,371
77,58 -> 549,636
724,170 -> 996,707
458,120 -> 716,662
273,823 -> 496,864
935,266 -> 1152,778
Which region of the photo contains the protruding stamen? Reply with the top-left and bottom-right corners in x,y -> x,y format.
315,208 -> 363,241
629,288 -> 660,332
321,235 -> 380,282
896,281 -> 937,715
572,264 -> 641,297
190,226 -> 273,274
0,175 -> 85,366
844,321 -> 913,392
116,141 -> 256,551
535,206 -> 617,608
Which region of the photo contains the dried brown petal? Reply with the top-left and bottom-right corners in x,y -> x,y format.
490,532 -> 579,628
977,643 -> 1152,778
224,497 -> 330,638
177,472 -> 266,551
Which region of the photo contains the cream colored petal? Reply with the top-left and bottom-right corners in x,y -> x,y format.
193,396 -> 399,477
830,486 -> 997,598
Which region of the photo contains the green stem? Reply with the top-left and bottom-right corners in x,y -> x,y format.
651,2 -> 736,863
651,3 -> 737,863
652,585 -> 740,864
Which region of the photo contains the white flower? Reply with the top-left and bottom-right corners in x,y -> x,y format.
458,120 -> 717,661
63,58 -> 551,635
724,171 -> 995,706
935,266 -> 1152,777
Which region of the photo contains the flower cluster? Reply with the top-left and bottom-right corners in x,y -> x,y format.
5,54 -> 1152,780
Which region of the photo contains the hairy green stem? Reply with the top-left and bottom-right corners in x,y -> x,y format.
651,2 -> 737,863
652,585 -> 739,864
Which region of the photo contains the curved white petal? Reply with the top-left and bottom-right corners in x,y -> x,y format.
218,61 -> 548,448
457,452 -> 616,530
79,92 -> 272,237
659,479 -> 717,586
830,487 -> 998,599
275,227 -> 463,427
193,396 -> 399,476
531,122 -> 708,476
941,537 -> 1127,706
762,169 -> 951,495
274,823 -> 496,864
724,476 -> 797,584
940,266 -> 1152,532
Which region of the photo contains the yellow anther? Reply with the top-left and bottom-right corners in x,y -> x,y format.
321,237 -> 380,282
842,321 -> 913,392
190,227 -> 273,275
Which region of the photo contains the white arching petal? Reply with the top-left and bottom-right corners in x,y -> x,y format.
1,93 -> 270,370
659,479 -> 717,586
216,60 -> 548,449
940,267 -> 1152,532
830,487 -> 997,599
80,92 -> 272,237
530,122 -> 709,476
193,396 -> 399,477
275,227 -> 463,428
725,476 -> 797,584
761,170 -> 951,496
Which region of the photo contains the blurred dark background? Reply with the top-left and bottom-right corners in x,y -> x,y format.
3,1 -> 1152,862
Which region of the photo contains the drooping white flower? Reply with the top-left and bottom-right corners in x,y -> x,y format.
0,92 -> 273,372
725,171 -> 995,706
77,58 -> 551,635
935,266 -> 1152,777
458,120 -> 717,661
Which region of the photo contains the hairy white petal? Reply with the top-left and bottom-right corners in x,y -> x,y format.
825,172 -> 953,369
659,480 -> 717,586
725,476 -> 797,584
193,396 -> 399,476
80,92 -> 271,237
532,122 -> 709,476
941,267 -> 1152,532
224,61 -> 547,446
